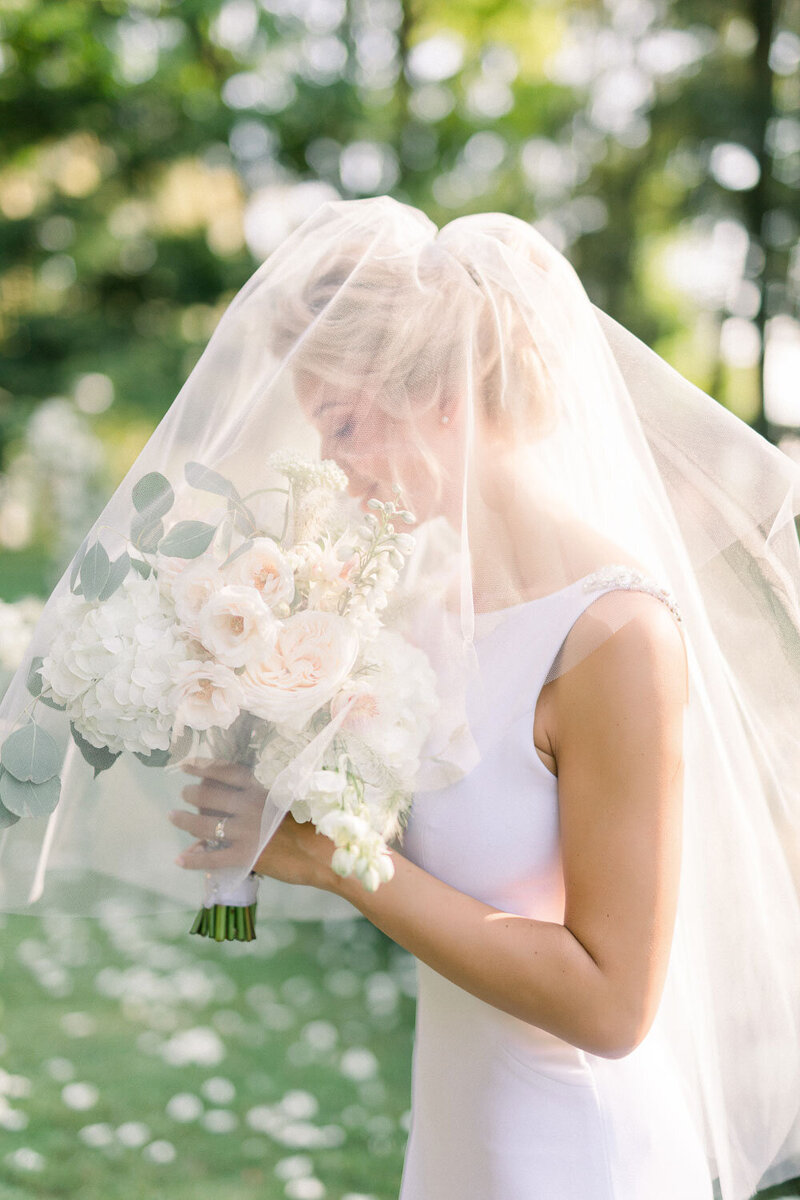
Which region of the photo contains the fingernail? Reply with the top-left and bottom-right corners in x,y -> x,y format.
175,855 -> 186,866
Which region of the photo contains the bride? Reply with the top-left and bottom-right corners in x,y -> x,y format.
166,198 -> 800,1199
1,195 -> 799,1199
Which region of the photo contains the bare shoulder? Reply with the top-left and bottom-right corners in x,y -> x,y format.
547,587 -> 689,767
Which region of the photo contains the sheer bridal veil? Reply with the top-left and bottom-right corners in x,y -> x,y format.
1,195 -> 799,1199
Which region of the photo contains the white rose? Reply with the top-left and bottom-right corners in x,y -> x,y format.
171,557 -> 224,635
197,585 -> 278,667
225,537 -> 295,609
238,609 -> 359,731
171,659 -> 245,735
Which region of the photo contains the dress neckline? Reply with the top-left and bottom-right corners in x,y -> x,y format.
446,566 -> 616,621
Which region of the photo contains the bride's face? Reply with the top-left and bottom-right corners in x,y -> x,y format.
294,366 -> 461,524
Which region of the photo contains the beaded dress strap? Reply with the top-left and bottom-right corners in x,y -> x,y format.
580,564 -> 683,625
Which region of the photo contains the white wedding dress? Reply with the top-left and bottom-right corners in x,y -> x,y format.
396,566 -> 715,1200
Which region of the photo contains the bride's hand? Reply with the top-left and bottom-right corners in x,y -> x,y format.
168,759 -> 334,890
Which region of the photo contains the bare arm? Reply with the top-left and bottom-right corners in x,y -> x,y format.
318,596 -> 688,1058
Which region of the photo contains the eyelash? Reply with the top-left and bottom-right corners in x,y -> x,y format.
335,420 -> 353,438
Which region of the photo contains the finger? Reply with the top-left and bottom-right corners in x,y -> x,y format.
175,841 -> 247,870
180,781 -> 254,813
168,809 -> 231,840
182,760 -> 254,788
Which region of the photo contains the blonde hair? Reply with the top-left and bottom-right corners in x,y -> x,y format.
268,229 -> 557,440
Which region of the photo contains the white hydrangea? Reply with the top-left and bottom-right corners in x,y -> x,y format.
40,574 -> 187,754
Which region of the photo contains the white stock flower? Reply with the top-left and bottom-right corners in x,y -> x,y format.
238,609 -> 359,731
289,768 -> 350,824
197,585 -> 278,667
224,537 -> 294,609
316,808 -> 394,889
171,660 -> 245,735
40,575 -> 187,754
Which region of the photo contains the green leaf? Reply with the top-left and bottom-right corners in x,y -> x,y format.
1,723 -> 61,784
26,656 -> 44,697
234,509 -> 256,537
98,552 -> 130,601
131,514 -> 163,553
80,542 -> 110,602
158,520 -> 216,559
38,695 -> 67,711
0,782 -> 21,829
0,769 -> 61,818
70,535 -> 90,594
169,727 -> 194,762
133,747 -> 171,767
70,723 -> 120,778
132,472 -> 174,519
129,557 -> 152,579
220,539 -> 253,569
185,461 -> 240,500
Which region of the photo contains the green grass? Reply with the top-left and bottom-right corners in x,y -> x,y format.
0,908 -> 414,1200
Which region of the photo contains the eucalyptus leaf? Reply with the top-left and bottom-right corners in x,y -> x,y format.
131,514 -> 163,553
0,783 -> 21,829
185,461 -> 240,500
39,695 -> 67,711
129,557 -> 152,579
70,535 -> 90,594
98,552 -> 130,601
220,539 -> 254,569
80,542 -> 110,602
132,472 -> 174,519
0,769 -> 61,818
1,723 -> 61,784
158,520 -> 216,559
169,727 -> 194,762
26,656 -> 44,697
70,723 -> 121,778
134,747 -> 171,767
234,509 -> 256,537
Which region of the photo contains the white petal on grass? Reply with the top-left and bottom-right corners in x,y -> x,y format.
61,1081 -> 99,1110
0,1105 -> 28,1130
275,1153 -> 314,1180
60,1011 -> 97,1037
280,1089 -> 319,1120
44,1056 -> 75,1081
4,1147 -> 45,1172
79,1123 -> 115,1147
285,1179 -> 326,1199
338,1047 -> 379,1081
160,1026 -> 225,1067
142,1139 -> 177,1164
166,1092 -> 204,1122
201,1108 -> 238,1133
116,1121 -> 150,1147
301,1020 -> 338,1052
200,1075 -> 236,1104
0,1069 -> 31,1098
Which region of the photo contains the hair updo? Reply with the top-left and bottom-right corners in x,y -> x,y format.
267,219 -> 558,441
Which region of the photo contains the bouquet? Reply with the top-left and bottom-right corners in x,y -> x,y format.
0,452 -> 439,941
